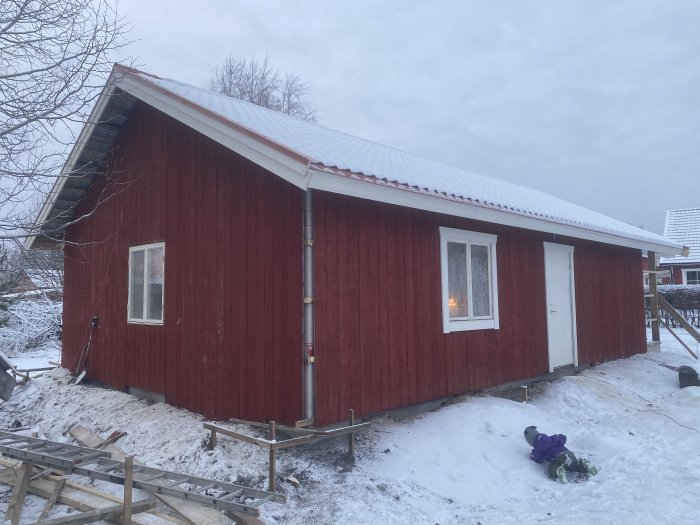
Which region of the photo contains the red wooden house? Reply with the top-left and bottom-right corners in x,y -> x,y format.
28,65 -> 684,426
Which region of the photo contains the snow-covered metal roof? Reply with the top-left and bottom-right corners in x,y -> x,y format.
660,208 -> 700,264
28,65 -> 685,256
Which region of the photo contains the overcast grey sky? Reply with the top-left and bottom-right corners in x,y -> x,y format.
116,0 -> 699,235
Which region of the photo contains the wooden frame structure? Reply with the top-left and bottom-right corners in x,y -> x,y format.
205,410 -> 369,491
646,250 -> 699,360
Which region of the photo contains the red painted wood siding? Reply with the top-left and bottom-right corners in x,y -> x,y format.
567,236 -> 645,363
62,102 -> 303,423
313,191 -> 646,425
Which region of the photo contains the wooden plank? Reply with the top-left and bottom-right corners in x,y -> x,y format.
37,477 -> 66,522
386,207 -> 406,408
647,251 -> 663,342
203,424 -> 269,448
403,211 -> 418,405
269,435 -> 315,450
28,500 -> 154,525
355,200 -> 373,415
273,422 -> 371,437
325,193 -> 341,422
376,205 -> 391,412
123,456 -> 134,524
658,295 -> 700,346
312,191 -> 328,424
347,409 -> 355,457
233,160 -> 248,421
268,422 -> 276,492
414,215 -> 432,403
337,195 -> 351,421
215,153 -> 232,421
267,176 -> 281,421
5,460 -> 32,525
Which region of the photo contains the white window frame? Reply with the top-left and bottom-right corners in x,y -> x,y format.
439,227 -> 499,333
127,242 -> 165,325
682,268 -> 700,285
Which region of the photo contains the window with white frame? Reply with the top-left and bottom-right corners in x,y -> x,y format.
439,227 -> 499,333
128,243 -> 165,324
683,269 -> 700,285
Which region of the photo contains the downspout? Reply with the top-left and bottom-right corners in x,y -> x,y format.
302,189 -> 315,421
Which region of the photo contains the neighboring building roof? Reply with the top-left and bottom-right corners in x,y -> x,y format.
7,269 -> 61,296
27,65 -> 685,256
660,208 -> 700,264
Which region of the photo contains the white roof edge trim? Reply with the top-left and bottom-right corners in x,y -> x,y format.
308,169 -> 684,256
116,75 -> 311,189
25,79 -> 119,250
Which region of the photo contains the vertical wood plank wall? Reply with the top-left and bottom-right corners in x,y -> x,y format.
313,191 -> 646,426
62,102 -> 303,423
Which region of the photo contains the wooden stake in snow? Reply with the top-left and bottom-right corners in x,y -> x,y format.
268,421 -> 276,492
123,455 -> 134,524
348,409 -> 355,457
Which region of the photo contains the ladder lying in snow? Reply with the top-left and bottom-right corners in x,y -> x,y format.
0,431 -> 285,517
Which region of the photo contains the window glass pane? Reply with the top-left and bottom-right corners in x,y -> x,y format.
687,271 -> 700,285
129,250 -> 145,319
447,242 -> 468,318
471,244 -> 491,317
147,246 -> 164,321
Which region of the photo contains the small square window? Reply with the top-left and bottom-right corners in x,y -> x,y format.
128,243 -> 164,324
683,269 -> 700,285
440,227 -> 499,333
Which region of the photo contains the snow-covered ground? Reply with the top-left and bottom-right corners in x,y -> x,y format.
5,343 -> 60,372
1,328 -> 699,524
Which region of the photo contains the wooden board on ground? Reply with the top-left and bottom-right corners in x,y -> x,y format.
38,477 -> 66,521
5,460 -> 33,524
69,425 -> 234,525
28,500 -> 155,525
0,458 -> 181,525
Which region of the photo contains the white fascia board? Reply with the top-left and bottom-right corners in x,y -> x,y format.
308,169 -> 684,256
117,75 -> 310,189
25,79 -> 119,250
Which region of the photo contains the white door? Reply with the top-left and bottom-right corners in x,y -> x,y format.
543,243 -> 578,371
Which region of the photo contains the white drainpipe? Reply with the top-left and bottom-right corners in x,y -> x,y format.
302,189 -> 315,420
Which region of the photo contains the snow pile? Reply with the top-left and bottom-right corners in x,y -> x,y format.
1,329 -> 699,524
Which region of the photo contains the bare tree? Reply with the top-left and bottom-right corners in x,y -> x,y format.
0,0 -> 130,239
207,54 -> 317,121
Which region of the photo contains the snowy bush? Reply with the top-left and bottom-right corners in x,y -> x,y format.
646,285 -> 700,328
657,285 -> 700,310
0,297 -> 62,355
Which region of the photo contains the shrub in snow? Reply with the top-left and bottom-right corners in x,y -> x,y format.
657,285 -> 700,310
0,297 -> 62,355
646,285 -> 700,328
